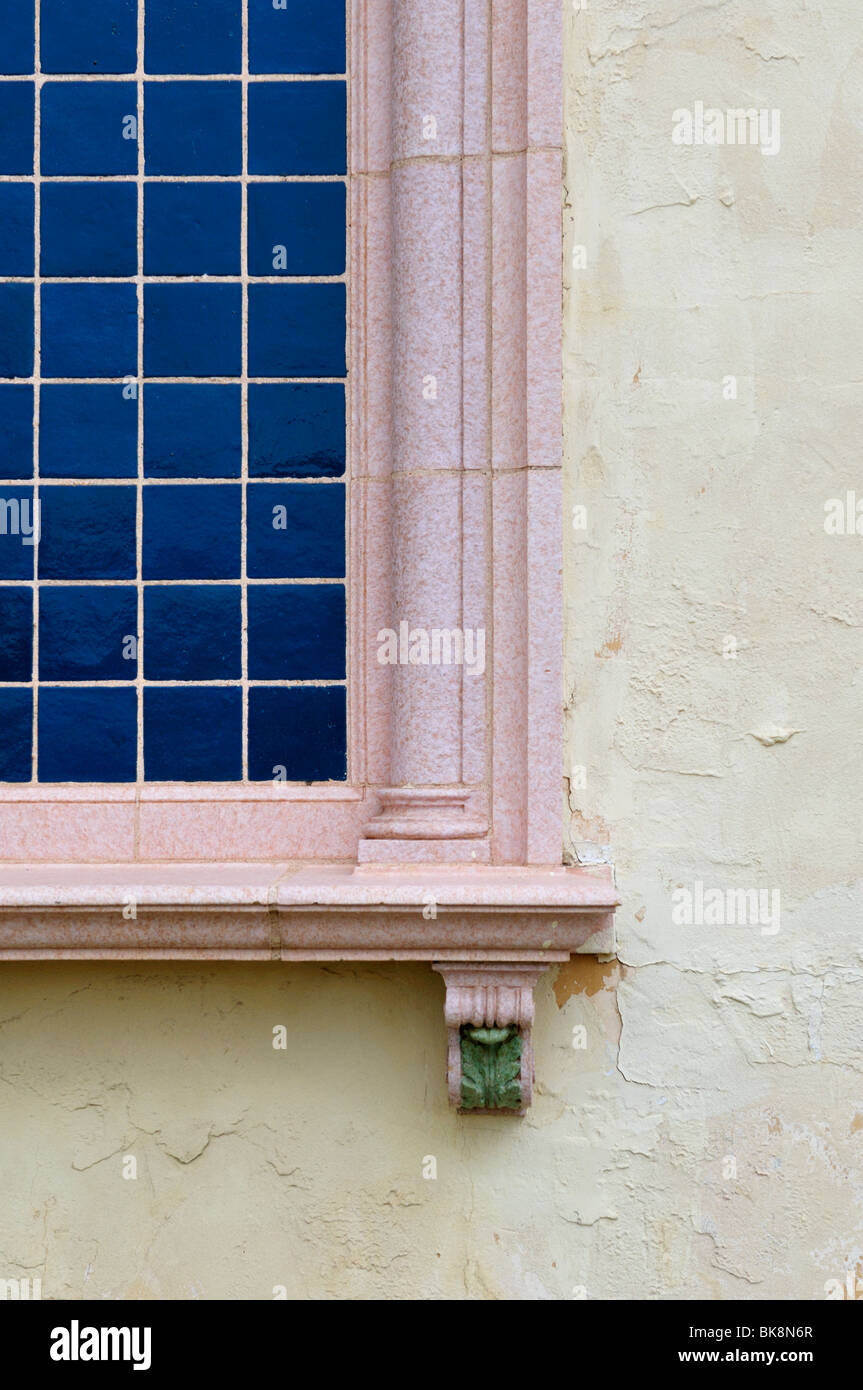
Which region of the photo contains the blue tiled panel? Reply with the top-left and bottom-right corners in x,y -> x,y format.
41,184 -> 137,277
0,586 -> 33,681
248,584 -> 345,680
0,388 -> 34,478
144,386 -> 241,478
0,185 -> 34,275
248,82 -> 346,175
0,83 -> 34,173
144,183 -> 241,275
145,81 -> 242,175
38,688 -> 137,782
0,1 -> 35,74
144,585 -> 241,679
142,484 -> 241,579
41,0 -> 138,74
248,384 -> 345,478
40,386 -> 138,479
0,5 -> 348,784
39,486 -> 137,579
0,690 -> 33,781
41,83 -> 138,175
248,687 -> 346,782
39,586 -> 138,680
144,687 -> 242,781
146,0 -> 241,75
246,482 -> 345,579
249,0 -> 345,76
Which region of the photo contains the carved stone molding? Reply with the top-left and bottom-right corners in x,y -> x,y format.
434,963 -> 547,1113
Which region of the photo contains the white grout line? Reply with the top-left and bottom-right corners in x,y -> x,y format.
30,0 -> 41,783
240,0 -> 249,780
135,0 -> 146,790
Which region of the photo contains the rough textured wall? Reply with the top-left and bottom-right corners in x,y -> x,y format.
1,0 -> 861,1300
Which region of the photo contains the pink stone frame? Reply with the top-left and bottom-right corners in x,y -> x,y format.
0,0 -> 566,871
0,5 -> 618,1110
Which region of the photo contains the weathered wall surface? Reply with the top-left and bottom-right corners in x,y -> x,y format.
1,0 -> 861,1300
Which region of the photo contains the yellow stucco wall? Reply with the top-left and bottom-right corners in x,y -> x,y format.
1,1 -> 861,1299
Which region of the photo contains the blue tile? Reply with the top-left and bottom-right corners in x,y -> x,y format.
246,482 -> 344,578
144,384 -> 240,478
41,183 -> 137,277
0,184 -> 34,275
144,182 -> 241,276
248,583 -> 345,680
144,686 -> 241,780
42,284 -> 137,378
0,488 -> 35,578
39,485 -> 137,579
0,387 -> 34,479
41,0 -> 137,75
144,284 -> 241,377
0,284 -> 34,377
0,1 -> 35,74
248,182 -> 345,276
42,82 -> 138,175
144,584 -> 240,678
145,81 -> 241,174
39,585 -> 137,680
142,483 -> 240,578
39,687 -> 136,781
0,585 -> 33,680
40,385 -> 138,479
249,0 -> 345,75
248,284 -> 345,377
0,689 -> 32,780
0,83 -> 34,173
146,0 -> 241,75
248,82 -> 345,175
249,384 -> 344,477
248,686 -> 345,781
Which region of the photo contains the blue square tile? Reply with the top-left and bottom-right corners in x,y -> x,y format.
142,483 -> 240,578
247,482 -> 344,578
248,685 -> 345,781
39,585 -> 137,680
145,81 -> 241,174
41,183 -> 137,277
144,284 -> 241,377
0,184 -> 34,275
248,82 -> 345,175
144,686 -> 241,781
0,688 -> 32,781
0,83 -> 34,173
248,182 -> 345,276
39,687 -> 136,781
144,182 -> 240,276
0,585 -> 33,680
42,82 -> 138,175
41,284 -> 137,378
0,488 -> 35,577
0,1 -> 35,74
41,0 -> 137,75
146,0 -> 241,75
248,284 -> 345,377
0,387 -> 34,478
248,583 -> 345,680
249,384 -> 344,477
39,484 -> 137,579
249,0 -> 345,75
0,283 -> 34,377
144,584 -> 240,678
40,385 -> 138,479
144,385 -> 240,478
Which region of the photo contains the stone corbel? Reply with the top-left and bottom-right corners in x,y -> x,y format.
434,963 -> 546,1114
